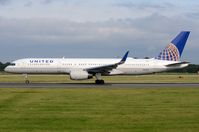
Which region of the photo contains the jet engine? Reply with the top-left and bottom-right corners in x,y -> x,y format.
70,70 -> 93,80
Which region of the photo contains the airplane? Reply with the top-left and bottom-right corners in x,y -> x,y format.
5,31 -> 190,84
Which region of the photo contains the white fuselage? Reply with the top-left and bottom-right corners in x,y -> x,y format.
4,31 -> 190,84
5,57 -> 188,75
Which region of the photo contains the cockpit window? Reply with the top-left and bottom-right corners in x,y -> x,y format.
9,63 -> 16,66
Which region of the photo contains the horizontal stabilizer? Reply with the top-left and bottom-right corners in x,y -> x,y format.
165,61 -> 189,67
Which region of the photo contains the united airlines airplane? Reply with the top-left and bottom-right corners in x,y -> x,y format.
5,31 -> 190,84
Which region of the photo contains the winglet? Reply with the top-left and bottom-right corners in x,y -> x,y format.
118,51 -> 129,64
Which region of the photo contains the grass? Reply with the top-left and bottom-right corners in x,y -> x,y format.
0,88 -> 199,132
0,74 -> 198,131
0,74 -> 198,83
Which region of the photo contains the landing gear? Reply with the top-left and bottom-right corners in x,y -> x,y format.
95,80 -> 105,84
95,73 -> 105,84
23,74 -> 30,84
25,80 -> 30,84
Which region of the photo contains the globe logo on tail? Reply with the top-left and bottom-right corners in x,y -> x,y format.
157,43 -> 180,61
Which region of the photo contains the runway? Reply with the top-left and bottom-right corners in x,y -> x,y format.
0,83 -> 199,88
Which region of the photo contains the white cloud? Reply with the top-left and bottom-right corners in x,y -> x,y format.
0,0 -> 198,63
0,0 -> 9,5
0,13 -> 198,63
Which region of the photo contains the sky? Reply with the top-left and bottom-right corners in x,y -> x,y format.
0,0 -> 199,63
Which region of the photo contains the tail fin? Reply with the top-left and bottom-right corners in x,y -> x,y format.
156,31 -> 190,61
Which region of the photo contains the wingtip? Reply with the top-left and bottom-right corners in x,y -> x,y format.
121,51 -> 129,62
181,31 -> 190,33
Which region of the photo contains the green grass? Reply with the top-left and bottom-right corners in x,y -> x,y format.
0,88 -> 199,132
0,74 -> 198,131
0,74 -> 198,83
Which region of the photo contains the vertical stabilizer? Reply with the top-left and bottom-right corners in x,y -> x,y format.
156,31 -> 190,61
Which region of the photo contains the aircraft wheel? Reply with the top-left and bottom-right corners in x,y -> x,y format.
95,80 -> 105,84
100,80 -> 105,84
25,80 -> 30,84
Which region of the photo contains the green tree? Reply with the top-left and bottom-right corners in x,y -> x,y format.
0,62 -> 10,71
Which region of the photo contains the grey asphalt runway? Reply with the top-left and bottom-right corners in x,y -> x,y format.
0,83 -> 198,88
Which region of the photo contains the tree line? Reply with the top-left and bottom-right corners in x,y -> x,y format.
0,61 -> 198,73
0,62 -> 10,71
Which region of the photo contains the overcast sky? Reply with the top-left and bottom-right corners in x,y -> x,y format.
0,0 -> 198,63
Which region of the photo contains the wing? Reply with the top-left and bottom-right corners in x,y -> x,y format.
86,51 -> 129,74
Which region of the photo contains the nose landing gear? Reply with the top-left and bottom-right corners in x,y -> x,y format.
23,74 -> 30,84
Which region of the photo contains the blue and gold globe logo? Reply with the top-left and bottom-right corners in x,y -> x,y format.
157,43 -> 180,61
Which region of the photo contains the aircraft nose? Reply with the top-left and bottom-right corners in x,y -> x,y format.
4,66 -> 12,72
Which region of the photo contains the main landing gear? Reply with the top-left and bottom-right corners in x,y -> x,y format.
23,74 -> 30,84
95,80 -> 105,84
95,73 -> 105,84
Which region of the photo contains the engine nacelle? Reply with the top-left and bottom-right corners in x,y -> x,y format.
70,70 -> 93,80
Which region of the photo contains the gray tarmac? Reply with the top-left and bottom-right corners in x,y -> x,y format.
0,83 -> 199,88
